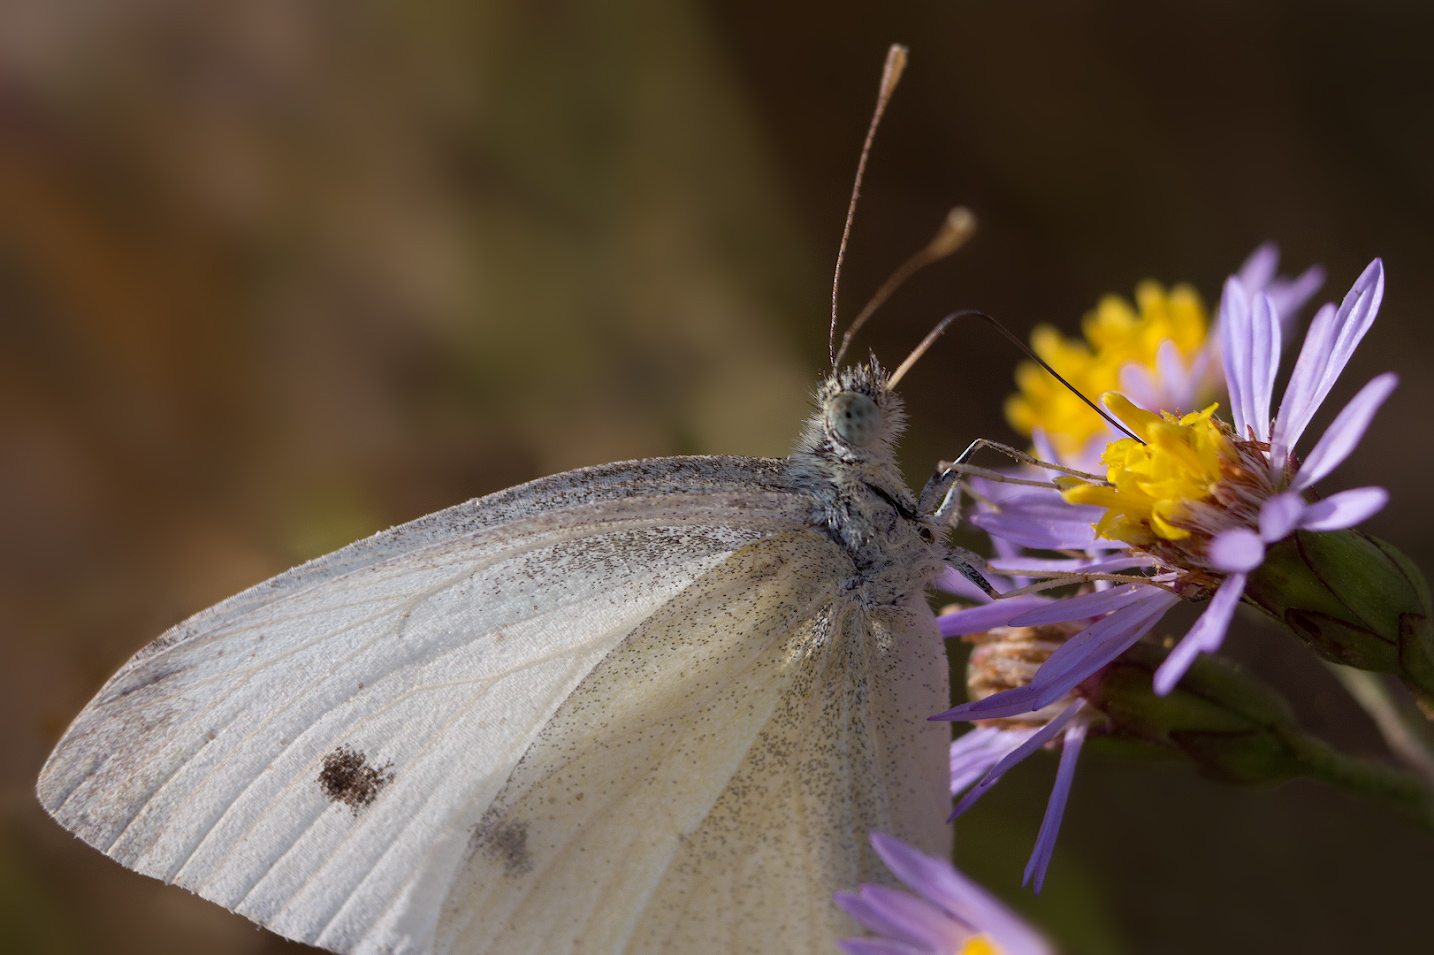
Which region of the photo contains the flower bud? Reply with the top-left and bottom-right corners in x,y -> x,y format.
1241,530 -> 1434,715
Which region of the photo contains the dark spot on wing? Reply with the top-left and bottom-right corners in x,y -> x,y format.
473,819 -> 533,876
318,744 -> 394,813
492,822 -> 532,875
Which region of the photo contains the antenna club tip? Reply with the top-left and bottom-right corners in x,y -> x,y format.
946,205 -> 976,233
930,206 -> 978,257
881,45 -> 909,91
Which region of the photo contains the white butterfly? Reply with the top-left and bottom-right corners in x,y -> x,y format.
37,354 -> 991,954
38,43 -> 997,955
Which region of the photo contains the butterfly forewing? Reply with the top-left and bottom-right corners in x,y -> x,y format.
38,457 -> 827,954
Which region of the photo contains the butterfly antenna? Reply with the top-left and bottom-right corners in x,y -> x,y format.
886,308 -> 1145,444
829,43 -> 908,369
833,206 -> 977,368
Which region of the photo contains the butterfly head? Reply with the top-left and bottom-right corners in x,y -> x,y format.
798,359 -> 908,464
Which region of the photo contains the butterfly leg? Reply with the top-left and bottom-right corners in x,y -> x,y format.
943,438 -> 1104,481
917,465 -> 962,527
921,437 -> 1112,527
944,549 -> 997,597
917,438 -> 996,527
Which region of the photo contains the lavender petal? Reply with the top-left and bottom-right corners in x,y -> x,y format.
1014,590 -> 1180,707
989,554 -> 1155,576
934,686 -> 1046,723
938,596 -> 1053,637
869,832 -> 967,907
990,533 -> 1034,587
869,833 -> 1054,955
1258,491 -> 1307,543
834,888 -> 932,946
1274,260 -> 1385,457
1155,338 -> 1198,410
1117,360 -> 1164,412
969,497 -> 1117,550
837,885 -> 967,950
1237,241 -> 1279,293
949,701 -> 1085,818
1247,292 -> 1281,443
1023,719 -> 1088,895
1325,260 -> 1386,391
1299,486 -> 1389,532
1270,301 -> 1336,460
1207,527 -> 1265,573
1152,574 -> 1248,695
837,937 -> 930,955
1220,276 -> 1253,437
1031,427 -> 1058,465
1266,264 -> 1325,322
1009,583 -> 1147,626
1293,372 -> 1398,490
951,726 -> 1039,795
1185,346 -> 1215,403
935,591 -> 1178,722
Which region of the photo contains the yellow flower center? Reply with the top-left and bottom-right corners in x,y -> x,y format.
1061,394 -> 1231,546
1005,282 -> 1209,457
957,935 -> 1002,955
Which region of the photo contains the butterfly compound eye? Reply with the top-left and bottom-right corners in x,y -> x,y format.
828,391 -> 883,447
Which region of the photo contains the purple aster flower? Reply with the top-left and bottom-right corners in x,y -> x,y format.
1119,242 -> 1323,425
938,259 -> 1394,720
1004,243 -> 1322,474
836,832 -> 1053,955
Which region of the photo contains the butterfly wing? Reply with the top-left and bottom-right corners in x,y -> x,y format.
38,454 -> 951,954
433,531 -> 951,955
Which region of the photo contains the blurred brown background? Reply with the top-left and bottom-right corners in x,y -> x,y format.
4,1 -> 1433,953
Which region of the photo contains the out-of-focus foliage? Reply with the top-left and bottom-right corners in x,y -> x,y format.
2,2 -> 812,952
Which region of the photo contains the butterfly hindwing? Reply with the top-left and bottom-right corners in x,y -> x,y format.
434,531 -> 951,955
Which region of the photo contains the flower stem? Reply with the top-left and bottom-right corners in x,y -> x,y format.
1278,719 -> 1434,832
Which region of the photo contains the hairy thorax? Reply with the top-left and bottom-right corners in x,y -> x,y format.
786,361 -> 947,611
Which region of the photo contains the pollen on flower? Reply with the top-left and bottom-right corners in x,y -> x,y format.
1061,393 -> 1231,546
1005,281 -> 1208,456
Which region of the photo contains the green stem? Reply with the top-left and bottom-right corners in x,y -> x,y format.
1279,722 -> 1434,832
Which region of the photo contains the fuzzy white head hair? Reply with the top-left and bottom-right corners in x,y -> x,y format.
794,359 -> 909,466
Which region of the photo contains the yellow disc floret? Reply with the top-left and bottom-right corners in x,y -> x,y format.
1005,282 -> 1209,457
1062,394 -> 1231,547
957,935 -> 1002,955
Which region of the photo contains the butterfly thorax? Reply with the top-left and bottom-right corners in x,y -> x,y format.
789,360 -> 946,608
